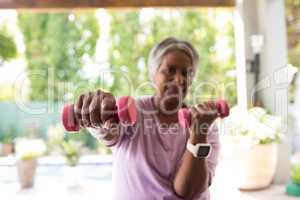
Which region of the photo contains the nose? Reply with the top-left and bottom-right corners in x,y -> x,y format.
174,71 -> 185,86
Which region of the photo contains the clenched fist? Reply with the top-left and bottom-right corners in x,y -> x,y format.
190,101 -> 219,138
74,89 -> 118,128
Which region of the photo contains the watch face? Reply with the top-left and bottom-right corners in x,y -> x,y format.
197,146 -> 211,157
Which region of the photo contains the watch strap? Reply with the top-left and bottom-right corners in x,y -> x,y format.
186,140 -> 211,158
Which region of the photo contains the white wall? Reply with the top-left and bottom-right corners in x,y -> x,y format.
234,0 -> 290,183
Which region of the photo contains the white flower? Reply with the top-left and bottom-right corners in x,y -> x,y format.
15,138 -> 46,160
249,107 -> 267,119
262,115 -> 282,130
226,106 -> 282,144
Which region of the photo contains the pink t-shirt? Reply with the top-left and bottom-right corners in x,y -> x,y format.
89,96 -> 220,200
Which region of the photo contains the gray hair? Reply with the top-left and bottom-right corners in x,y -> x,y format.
147,37 -> 199,81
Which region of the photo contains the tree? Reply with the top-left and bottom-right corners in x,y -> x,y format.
286,1 -> 300,102
18,9 -> 236,104
106,9 -> 236,105
18,12 -> 100,101
0,27 -> 17,63
286,0 -> 300,67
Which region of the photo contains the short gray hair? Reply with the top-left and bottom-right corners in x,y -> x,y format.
147,37 -> 199,81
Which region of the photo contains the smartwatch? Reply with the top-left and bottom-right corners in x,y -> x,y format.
186,140 -> 211,158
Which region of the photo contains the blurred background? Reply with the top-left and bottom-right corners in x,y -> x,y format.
0,0 -> 299,199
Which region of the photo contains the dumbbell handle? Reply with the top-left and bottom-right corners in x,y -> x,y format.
61,96 -> 137,132
178,100 -> 230,128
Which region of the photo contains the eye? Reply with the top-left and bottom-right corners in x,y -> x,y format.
181,69 -> 187,77
163,65 -> 176,76
182,68 -> 194,78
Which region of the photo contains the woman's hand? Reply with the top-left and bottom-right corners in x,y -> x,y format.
74,89 -> 117,128
189,101 -> 219,142
174,101 -> 218,198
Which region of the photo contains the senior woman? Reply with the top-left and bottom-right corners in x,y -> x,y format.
74,37 -> 220,200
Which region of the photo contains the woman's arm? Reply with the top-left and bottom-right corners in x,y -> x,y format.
173,135 -> 210,199
173,102 -> 219,199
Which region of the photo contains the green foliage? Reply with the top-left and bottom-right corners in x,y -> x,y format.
47,123 -> 99,158
60,129 -> 102,164
286,0 -> 300,102
0,31 -> 17,62
46,124 -> 82,165
0,126 -> 17,144
291,152 -> 300,183
18,12 -> 100,101
64,128 -> 99,151
286,0 -> 300,67
287,0 -> 300,6
18,9 -> 236,104
291,166 -> 300,184
60,140 -> 81,166
2,134 -> 14,144
106,9 -> 236,105
19,152 -> 39,161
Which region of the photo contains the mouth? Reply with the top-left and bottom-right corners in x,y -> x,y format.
164,84 -> 186,96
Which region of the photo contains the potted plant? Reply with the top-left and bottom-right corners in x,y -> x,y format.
47,124 -> 82,188
60,140 -> 81,167
60,140 -> 82,188
2,133 -> 14,156
0,126 -> 17,156
286,152 -> 300,196
15,138 -> 46,189
225,106 -> 283,190
47,124 -> 81,166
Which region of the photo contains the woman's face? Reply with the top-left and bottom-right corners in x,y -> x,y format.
153,50 -> 194,112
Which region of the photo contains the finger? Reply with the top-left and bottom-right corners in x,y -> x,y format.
204,101 -> 217,111
74,94 -> 84,127
198,102 -> 218,118
89,93 -> 102,128
196,105 -> 211,119
200,103 -> 218,118
200,105 -> 219,126
208,101 -> 219,117
190,106 -> 204,134
195,105 -> 215,134
204,102 -> 218,116
197,102 -> 210,111
101,93 -> 117,123
81,92 -> 93,127
95,89 -> 104,122
191,106 -> 204,122
196,103 -> 205,109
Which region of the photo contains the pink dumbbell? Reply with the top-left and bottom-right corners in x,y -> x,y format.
178,100 -> 230,128
61,96 -> 137,132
